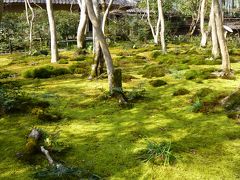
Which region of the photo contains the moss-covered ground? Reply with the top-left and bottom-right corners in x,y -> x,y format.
1,43 -> 240,179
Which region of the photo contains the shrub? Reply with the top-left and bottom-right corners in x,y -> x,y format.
149,79 -> 167,87
127,84 -> 146,102
142,140 -> 175,166
173,88 -> 190,96
32,50 -> 49,56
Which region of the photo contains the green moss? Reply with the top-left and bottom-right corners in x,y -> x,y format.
1,43 -> 240,179
58,59 -> 69,64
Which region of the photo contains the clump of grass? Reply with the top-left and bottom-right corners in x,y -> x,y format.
126,84 -> 146,102
149,79 -> 167,87
142,140 -> 175,166
31,108 -> 63,122
173,88 -> 190,96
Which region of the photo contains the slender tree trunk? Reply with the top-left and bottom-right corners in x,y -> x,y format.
24,0 -> 35,54
46,0 -> 58,63
146,0 -> 159,44
200,0 -> 207,47
158,0 -> 166,53
102,0 -> 114,35
77,0 -> 88,49
189,3 -> 201,35
86,0 -> 115,91
210,0 -> 220,58
213,0 -> 231,75
0,0 -> 3,21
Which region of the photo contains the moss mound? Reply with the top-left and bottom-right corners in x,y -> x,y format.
149,79 -> 167,87
185,68 -> 217,80
140,65 -> 168,78
23,66 -> 71,79
222,90 -> 240,119
69,62 -> 90,77
191,88 -> 226,113
173,88 -> 190,96
122,74 -> 137,82
58,59 -> 69,64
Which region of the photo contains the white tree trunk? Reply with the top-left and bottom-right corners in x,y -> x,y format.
77,0 -> 88,49
146,0 -> 159,45
158,0 -> 166,53
200,0 -> 207,47
102,0 -> 114,35
86,0 -> 115,91
46,0 -> 58,63
210,1 -> 220,58
24,0 -> 35,54
213,0 -> 231,75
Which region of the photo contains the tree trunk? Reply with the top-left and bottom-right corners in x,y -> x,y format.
200,0 -> 207,47
24,0 -> 35,55
101,0 -> 114,35
210,0 -> 220,58
213,0 -> 231,75
86,0 -> 115,92
77,0 -> 88,49
158,0 -> 166,53
146,0 -> 159,45
46,0 -> 58,63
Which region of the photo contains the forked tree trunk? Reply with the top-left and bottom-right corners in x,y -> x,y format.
210,1 -> 220,58
213,0 -> 231,75
158,0 -> 166,53
46,0 -> 58,63
200,0 -> 207,47
146,0 -> 159,44
86,0 -> 115,92
77,0 -> 88,49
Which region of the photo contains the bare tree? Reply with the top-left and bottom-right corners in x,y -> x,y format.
213,0 -> 231,76
158,0 -> 166,53
89,0 -> 114,79
24,0 -> 35,54
77,0 -> 88,49
46,0 -> 58,63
